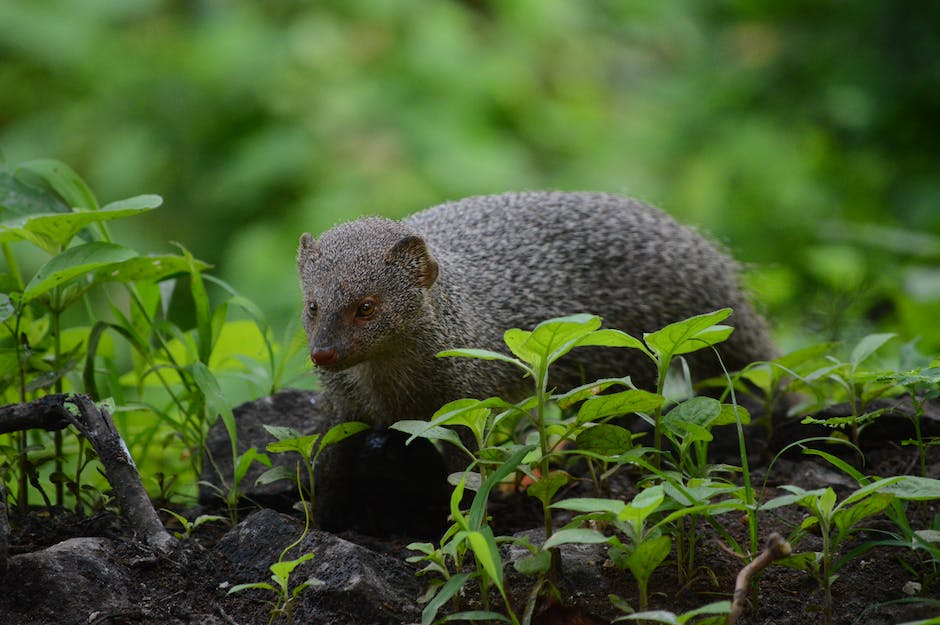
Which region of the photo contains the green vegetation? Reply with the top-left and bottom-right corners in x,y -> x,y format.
2,3 -> 940,622
1,1 -> 938,349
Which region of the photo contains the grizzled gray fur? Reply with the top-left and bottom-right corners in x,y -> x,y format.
297,191 -> 776,427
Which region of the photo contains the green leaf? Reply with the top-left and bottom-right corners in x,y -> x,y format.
715,403 -> 751,426
391,419 -> 467,451
263,424 -> 304,441
553,376 -> 634,409
542,528 -> 610,550
0,195 -> 161,252
442,611 -> 512,623
17,158 -> 98,210
468,445 -> 534,530
880,476 -> 940,500
270,553 -> 314,585
513,549 -> 552,576
0,294 -> 13,323
438,347 -> 524,368
228,582 -> 276,595
266,433 -> 320,459
467,528 -> 504,589
255,465 -> 296,485
527,470 -> 570,507
421,573 -> 472,625
577,389 -> 664,423
626,534 -> 671,583
524,313 -> 603,366
834,493 -> 893,537
661,397 -> 721,438
0,170 -> 69,220
552,497 -> 625,515
575,423 -> 634,457
575,328 -> 647,351
850,333 -> 895,368
320,420 -> 370,449
619,485 -> 666,526
643,309 -> 733,360
23,242 -> 137,301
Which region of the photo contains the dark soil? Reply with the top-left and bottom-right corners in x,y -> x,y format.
2,403 -> 940,625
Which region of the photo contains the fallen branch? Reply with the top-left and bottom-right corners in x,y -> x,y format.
726,532 -> 792,625
0,393 -> 73,434
0,394 -> 177,554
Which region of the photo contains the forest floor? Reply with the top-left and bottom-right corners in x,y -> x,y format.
2,405 -> 939,625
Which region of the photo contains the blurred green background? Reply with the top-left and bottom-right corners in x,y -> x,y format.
2,0 -> 939,353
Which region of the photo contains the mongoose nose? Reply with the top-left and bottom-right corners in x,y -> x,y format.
311,347 -> 339,367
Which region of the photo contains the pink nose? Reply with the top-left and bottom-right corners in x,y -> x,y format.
311,347 -> 339,367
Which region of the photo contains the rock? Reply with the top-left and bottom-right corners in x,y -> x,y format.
218,509 -> 422,624
5,537 -> 129,624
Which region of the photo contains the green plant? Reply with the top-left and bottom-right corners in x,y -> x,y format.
161,508 -> 225,540
797,333 -> 899,443
765,475 -> 940,625
610,600 -> 731,625
227,485 -> 323,625
256,419 -> 370,518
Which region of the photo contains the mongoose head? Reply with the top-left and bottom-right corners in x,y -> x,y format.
297,217 -> 439,371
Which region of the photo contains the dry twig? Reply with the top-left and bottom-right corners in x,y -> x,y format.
726,532 -> 792,625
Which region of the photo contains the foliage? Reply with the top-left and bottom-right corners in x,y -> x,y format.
0,157 -> 305,509
1,2 -> 938,346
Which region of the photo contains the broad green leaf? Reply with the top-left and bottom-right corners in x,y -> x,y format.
850,333 -> 895,368
255,465 -> 296,485
270,553 -> 314,585
90,253 -> 210,285
391,419 -> 466,451
526,314 -> 602,366
504,327 -> 537,363
0,170 -> 69,220
553,376 -> 634,409
713,403 -> 751,426
527,470 -> 570,507
834,492 -> 893,537
616,610 -> 679,625
619,485 -> 665,526
661,397 -> 721,435
575,423 -> 634,457
23,242 -> 137,301
513,549 -> 552,576
266,433 -> 320,459
542,528 -> 610,549
627,534 -> 671,581
320,420 -> 370,449
263,424 -> 304,441
575,328 -> 648,351
577,389 -> 664,423
880,476 -> 940,500
552,497 -> 625,515
0,196 -> 161,252
643,309 -> 733,360
17,158 -> 98,210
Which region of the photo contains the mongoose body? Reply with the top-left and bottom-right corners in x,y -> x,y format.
297,191 -> 775,427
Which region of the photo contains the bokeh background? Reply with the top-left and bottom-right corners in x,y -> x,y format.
2,0 -> 939,353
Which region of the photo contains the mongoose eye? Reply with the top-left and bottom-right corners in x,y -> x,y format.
307,301 -> 318,317
355,299 -> 377,318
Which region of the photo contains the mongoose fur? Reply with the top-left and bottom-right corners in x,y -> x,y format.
297,191 -> 776,427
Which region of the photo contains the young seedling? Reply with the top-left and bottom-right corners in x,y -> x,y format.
161,509 -> 225,540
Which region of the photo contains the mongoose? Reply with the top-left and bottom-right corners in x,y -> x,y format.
297,191 -> 776,427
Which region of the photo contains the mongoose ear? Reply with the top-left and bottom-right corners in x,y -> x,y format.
386,235 -> 439,288
297,233 -> 320,270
